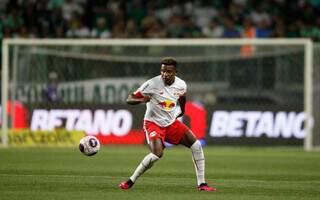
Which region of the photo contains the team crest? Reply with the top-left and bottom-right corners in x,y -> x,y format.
158,100 -> 175,110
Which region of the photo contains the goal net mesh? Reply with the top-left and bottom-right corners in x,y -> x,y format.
312,44 -> 320,148
11,44 -> 305,105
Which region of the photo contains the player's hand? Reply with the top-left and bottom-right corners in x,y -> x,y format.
143,95 -> 151,102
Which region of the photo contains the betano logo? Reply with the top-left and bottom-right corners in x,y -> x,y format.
210,111 -> 313,139
158,100 -> 175,111
31,109 -> 132,136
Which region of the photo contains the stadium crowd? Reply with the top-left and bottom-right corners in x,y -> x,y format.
0,0 -> 320,41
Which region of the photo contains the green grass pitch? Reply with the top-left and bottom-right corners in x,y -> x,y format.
0,145 -> 320,200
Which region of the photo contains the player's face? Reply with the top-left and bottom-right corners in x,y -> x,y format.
161,64 -> 177,85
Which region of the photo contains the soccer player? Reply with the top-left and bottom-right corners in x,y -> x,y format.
119,57 -> 216,191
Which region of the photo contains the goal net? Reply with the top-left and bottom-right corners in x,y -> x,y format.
1,39 -> 316,150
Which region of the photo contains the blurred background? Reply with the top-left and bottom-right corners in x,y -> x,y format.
0,0 -> 319,40
0,0 -> 320,148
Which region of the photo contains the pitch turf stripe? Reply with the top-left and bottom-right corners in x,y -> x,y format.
1,174 -> 320,184
0,174 -> 121,178
0,173 -> 195,180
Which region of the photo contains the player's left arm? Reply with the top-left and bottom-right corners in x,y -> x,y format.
176,94 -> 186,118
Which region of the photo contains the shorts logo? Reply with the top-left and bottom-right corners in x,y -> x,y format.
149,131 -> 157,138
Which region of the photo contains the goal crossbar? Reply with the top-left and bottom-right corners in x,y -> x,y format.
3,38 -> 312,46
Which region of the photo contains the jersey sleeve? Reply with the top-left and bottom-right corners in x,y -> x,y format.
133,80 -> 153,97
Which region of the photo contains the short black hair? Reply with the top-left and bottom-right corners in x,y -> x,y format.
161,57 -> 177,67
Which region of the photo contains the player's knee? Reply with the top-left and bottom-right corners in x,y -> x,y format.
150,144 -> 163,157
152,149 -> 163,158
149,138 -> 164,158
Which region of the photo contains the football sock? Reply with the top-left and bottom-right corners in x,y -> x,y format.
130,153 -> 159,182
190,140 -> 205,185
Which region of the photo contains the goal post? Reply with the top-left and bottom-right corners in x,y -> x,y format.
1,39 -> 9,147
1,38 -> 315,150
304,40 -> 314,151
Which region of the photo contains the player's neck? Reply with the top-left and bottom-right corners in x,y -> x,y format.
164,78 -> 175,86
162,77 -> 176,86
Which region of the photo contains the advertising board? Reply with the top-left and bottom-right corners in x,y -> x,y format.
1,102 -> 310,146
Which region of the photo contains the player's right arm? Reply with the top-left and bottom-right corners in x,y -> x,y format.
126,81 -> 152,105
126,93 -> 150,105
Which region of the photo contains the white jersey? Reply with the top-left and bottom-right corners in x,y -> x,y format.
134,75 -> 187,127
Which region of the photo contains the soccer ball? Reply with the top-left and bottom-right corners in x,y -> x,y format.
79,136 -> 100,156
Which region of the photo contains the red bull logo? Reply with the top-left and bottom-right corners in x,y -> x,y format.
159,100 -> 175,110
